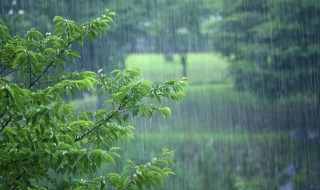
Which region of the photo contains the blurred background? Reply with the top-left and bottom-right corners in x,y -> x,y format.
1,0 -> 319,189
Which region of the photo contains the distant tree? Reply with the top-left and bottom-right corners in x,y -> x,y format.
213,0 -> 320,103
144,0 -> 207,77
148,0 -> 205,52
0,9 -> 188,189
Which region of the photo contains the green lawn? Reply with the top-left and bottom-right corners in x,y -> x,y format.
125,53 -> 231,84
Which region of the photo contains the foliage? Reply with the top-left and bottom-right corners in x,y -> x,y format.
0,9 -> 187,189
0,0 -> 147,73
212,0 -> 320,100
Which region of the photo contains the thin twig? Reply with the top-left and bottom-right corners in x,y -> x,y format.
28,61 -> 55,89
0,116 -> 12,132
75,97 -> 129,142
28,39 -> 74,89
0,66 -> 6,75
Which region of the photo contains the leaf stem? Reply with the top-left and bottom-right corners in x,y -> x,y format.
75,97 -> 129,142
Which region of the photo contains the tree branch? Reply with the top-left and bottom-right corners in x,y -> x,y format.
27,17 -> 107,89
28,39 -> 74,89
0,116 -> 12,132
75,97 -> 130,142
9,172 -> 24,190
0,66 -> 6,75
28,61 -> 55,89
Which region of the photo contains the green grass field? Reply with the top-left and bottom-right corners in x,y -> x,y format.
126,53 -> 231,84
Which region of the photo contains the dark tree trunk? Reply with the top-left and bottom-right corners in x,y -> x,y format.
180,53 -> 187,77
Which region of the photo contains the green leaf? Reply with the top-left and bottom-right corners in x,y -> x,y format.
158,107 -> 171,117
107,173 -> 121,186
53,16 -> 64,22
109,147 -> 121,151
104,153 -> 115,164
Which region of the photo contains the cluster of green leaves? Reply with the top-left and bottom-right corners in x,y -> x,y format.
103,148 -> 175,190
0,9 -> 187,189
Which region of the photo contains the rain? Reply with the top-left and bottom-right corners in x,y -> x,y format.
0,0 -> 319,189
